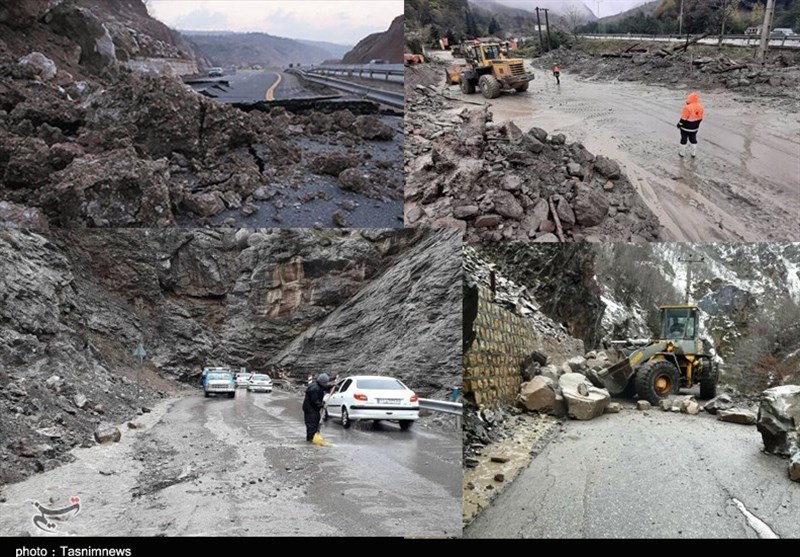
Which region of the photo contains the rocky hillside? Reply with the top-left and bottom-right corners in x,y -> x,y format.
272,229 -> 462,397
183,31 -> 345,67
0,0 -> 202,77
0,228 -> 461,485
342,15 -> 403,64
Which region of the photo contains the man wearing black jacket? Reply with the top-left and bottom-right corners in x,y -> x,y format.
303,373 -> 331,442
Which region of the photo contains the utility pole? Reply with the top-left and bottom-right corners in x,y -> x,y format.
678,254 -> 705,304
543,8 -> 552,51
678,0 -> 685,35
596,0 -> 601,33
757,0 -> 776,65
535,7 -> 545,52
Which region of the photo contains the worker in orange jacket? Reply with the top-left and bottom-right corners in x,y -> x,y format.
677,91 -> 704,158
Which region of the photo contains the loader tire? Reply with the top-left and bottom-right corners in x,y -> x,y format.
635,360 -> 679,405
479,75 -> 501,99
461,78 -> 475,95
699,359 -> 719,400
514,81 -> 529,92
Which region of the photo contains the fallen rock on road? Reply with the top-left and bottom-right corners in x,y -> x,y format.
404,66 -> 661,243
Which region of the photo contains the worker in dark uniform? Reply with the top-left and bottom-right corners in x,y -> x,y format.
302,373 -> 330,442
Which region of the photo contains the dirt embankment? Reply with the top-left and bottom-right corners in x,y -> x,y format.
404,62 -> 661,243
534,42 -> 800,113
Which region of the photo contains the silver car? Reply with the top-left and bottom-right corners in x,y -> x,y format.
247,374 -> 273,393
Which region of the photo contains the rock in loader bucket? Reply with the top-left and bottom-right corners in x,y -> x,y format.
586,358 -> 634,395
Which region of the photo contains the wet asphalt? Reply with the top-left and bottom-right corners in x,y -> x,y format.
0,389 -> 461,537
465,406 -> 800,539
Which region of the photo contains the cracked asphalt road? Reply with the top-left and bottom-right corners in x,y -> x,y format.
0,389 -> 461,537
464,406 -> 800,539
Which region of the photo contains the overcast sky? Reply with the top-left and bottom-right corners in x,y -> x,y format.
491,0 -> 653,18
148,0 -> 403,45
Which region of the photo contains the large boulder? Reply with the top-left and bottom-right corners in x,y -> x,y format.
718,408 -> 757,425
539,364 -> 561,383
594,156 -> 621,180
571,184 -> 609,227
704,394 -> 734,415
560,373 -> 610,420
18,52 -> 57,81
39,148 -> 175,227
0,202 -> 50,231
94,423 -> 121,444
790,453 -> 800,482
493,191 -> 524,220
757,385 -> 800,457
519,376 -> 556,412
46,4 -> 117,71
566,356 -> 587,374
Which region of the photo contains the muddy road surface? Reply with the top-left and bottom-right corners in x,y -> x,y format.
446,63 -> 799,241
0,389 -> 461,537
464,406 -> 800,539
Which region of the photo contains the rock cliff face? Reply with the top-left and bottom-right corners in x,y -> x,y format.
0,228 -> 461,484
272,229 -> 462,397
342,15 -> 403,64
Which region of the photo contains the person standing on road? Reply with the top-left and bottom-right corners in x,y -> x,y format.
677,91 -> 704,158
302,373 -> 331,442
552,64 -> 561,85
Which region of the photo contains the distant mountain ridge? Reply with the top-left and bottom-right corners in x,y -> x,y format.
181,30 -> 351,67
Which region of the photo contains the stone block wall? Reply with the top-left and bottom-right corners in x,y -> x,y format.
463,285 -> 540,408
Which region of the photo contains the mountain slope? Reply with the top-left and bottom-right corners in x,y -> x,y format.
181,31 -> 336,67
0,228 -> 460,484
342,14 -> 403,64
480,243 -> 800,394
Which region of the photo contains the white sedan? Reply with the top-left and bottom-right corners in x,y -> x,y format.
235,373 -> 252,388
324,375 -> 419,430
247,374 -> 273,393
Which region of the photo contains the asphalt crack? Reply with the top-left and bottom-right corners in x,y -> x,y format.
731,497 -> 780,539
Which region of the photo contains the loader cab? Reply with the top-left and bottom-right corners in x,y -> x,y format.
465,43 -> 503,65
660,305 -> 699,340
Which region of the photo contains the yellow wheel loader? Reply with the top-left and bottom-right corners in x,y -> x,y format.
445,42 -> 534,99
588,305 -> 719,405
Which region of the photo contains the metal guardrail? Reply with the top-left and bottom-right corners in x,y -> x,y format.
580,33 -> 800,49
294,70 -> 404,109
418,398 -> 463,415
309,64 -> 404,80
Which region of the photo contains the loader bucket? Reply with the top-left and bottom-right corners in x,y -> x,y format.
587,358 -> 634,395
445,65 -> 464,85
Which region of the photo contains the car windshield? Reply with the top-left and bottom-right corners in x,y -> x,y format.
356,378 -> 404,390
252,375 -> 270,381
207,373 -> 231,381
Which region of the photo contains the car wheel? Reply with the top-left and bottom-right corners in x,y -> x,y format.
204,391 -> 210,398
399,420 -> 413,431
228,391 -> 235,399
341,407 -> 352,429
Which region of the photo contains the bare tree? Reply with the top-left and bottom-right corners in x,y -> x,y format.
559,5 -> 587,39
712,0 -> 741,46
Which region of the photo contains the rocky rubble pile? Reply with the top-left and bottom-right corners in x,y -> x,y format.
534,47 -> 800,111
405,90 -> 660,242
0,2 -> 400,228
